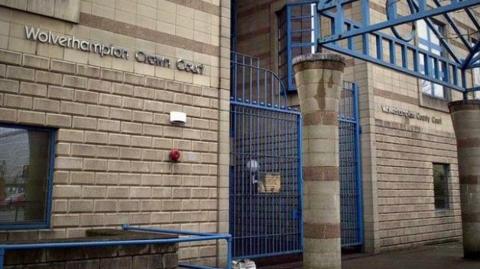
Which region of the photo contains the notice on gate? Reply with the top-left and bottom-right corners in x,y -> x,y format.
258,173 -> 281,193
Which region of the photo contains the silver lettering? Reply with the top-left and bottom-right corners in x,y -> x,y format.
80,41 -> 89,51
50,32 -> 59,44
38,32 -> 48,43
58,37 -> 67,46
113,48 -> 122,58
90,43 -> 102,54
25,26 -> 40,41
101,46 -> 110,57
23,26 -> 206,73
72,37 -> 81,49
135,51 -> 146,62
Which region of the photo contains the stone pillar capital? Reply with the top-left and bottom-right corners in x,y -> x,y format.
293,53 -> 346,72
449,100 -> 480,112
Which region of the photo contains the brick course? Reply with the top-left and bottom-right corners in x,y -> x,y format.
375,119 -> 462,251
0,48 -> 221,263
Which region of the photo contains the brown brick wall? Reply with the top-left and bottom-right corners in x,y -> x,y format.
235,0 -> 278,69
0,48 -> 220,264
375,119 -> 462,251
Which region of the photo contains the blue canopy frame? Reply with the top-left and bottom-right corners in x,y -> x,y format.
316,0 -> 480,95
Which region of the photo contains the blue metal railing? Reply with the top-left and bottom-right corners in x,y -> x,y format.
0,225 -> 232,269
339,82 -> 364,248
230,52 -> 303,259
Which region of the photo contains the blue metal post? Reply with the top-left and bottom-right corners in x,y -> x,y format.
227,235 -> 233,269
286,6 -> 293,91
361,0 -> 370,55
298,113 -> 304,251
0,248 -> 4,269
353,83 -> 364,246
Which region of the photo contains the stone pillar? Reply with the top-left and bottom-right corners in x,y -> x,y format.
293,54 -> 345,269
449,100 -> 480,259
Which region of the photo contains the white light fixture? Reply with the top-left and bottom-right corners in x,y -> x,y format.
170,111 -> 187,124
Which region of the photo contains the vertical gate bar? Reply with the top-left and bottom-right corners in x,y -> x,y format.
353,83 -> 364,246
249,106 -> 252,256
242,54 -> 246,100
231,105 -> 235,255
265,109 -> 269,255
265,71 -> 268,105
269,109 -> 273,254
241,105 -> 245,256
298,113 -> 304,251
257,60 -> 260,103
250,61 -> 253,102
271,72 -> 275,107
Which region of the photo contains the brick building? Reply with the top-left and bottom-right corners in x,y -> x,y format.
0,0 -> 478,268
0,0 -> 231,267
233,0 -> 474,256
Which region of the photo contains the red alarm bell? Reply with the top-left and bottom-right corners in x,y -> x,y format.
169,149 -> 181,162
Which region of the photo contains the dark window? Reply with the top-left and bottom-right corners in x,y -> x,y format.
433,163 -> 449,210
0,125 -> 55,229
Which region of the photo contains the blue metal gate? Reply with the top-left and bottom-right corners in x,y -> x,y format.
339,82 -> 363,248
229,53 -> 303,259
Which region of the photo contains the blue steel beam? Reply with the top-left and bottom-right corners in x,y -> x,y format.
318,0 -> 356,12
323,42 -> 465,91
406,0 -> 463,64
431,0 -> 472,51
463,40 -> 480,69
320,8 -> 462,77
465,7 -> 480,30
318,0 -> 480,44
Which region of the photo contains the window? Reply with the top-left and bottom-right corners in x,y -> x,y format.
0,125 -> 55,229
417,20 -> 448,99
473,67 -> 480,99
278,4 -> 317,92
471,38 -> 480,99
433,163 -> 450,210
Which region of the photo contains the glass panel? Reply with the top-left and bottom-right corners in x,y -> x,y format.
431,48 -> 441,56
433,84 -> 444,98
421,80 -> 432,94
417,20 -> 428,39
474,68 -> 480,86
433,163 -> 449,209
0,126 -> 51,225
430,30 -> 440,46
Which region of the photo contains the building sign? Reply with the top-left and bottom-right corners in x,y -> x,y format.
24,26 -> 205,75
381,105 -> 442,124
257,173 -> 281,193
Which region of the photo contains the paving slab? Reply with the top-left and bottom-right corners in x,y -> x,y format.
259,242 -> 480,269
343,242 -> 480,269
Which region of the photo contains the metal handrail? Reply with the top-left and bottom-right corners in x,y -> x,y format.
0,224 -> 232,269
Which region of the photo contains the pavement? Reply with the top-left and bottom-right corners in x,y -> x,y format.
259,242 -> 480,269
342,242 -> 480,269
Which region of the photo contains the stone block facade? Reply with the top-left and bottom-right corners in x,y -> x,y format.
0,0 -> 231,266
5,243 -> 178,269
